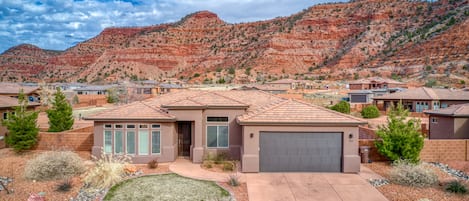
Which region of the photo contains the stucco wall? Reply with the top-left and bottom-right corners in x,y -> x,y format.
454,118 -> 469,139
241,125 -> 360,173
429,116 -> 454,139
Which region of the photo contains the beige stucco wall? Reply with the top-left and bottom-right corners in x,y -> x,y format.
241,125 -> 360,173
454,118 -> 469,139
92,121 -> 177,163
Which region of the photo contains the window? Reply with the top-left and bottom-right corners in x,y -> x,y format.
114,131 -> 123,154
441,103 -> 448,108
152,124 -> 160,129
433,101 -> 440,110
126,131 -> 136,154
115,124 -> 123,129
151,131 -> 161,154
139,124 -> 149,129
104,130 -> 112,154
127,124 -> 136,129
143,88 -> 152,94
207,117 -> 229,122
2,112 -> 7,120
139,130 -> 149,155
431,117 -> 438,124
207,125 -> 229,148
104,124 -> 112,129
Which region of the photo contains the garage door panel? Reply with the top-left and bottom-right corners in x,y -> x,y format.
260,132 -> 342,172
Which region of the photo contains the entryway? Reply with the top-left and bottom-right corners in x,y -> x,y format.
177,121 -> 192,157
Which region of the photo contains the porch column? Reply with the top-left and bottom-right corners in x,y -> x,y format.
192,119 -> 204,163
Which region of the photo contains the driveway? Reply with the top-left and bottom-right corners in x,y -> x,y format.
246,173 -> 388,201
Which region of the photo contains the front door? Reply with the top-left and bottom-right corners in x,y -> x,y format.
177,122 -> 192,157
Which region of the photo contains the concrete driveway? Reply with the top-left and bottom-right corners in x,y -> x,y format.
246,173 -> 388,201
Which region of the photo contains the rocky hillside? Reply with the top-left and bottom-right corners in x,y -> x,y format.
0,0 -> 468,86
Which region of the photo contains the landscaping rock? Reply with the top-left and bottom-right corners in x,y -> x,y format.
0,176 -> 12,191
428,162 -> 469,181
368,178 -> 390,187
71,185 -> 106,201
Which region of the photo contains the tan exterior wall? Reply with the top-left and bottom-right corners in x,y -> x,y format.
92,121 -> 177,163
429,116 -> 454,139
241,125 -> 360,173
168,110 -> 204,163
454,118 -> 469,139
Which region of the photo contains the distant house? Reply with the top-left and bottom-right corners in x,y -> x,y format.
424,103 -> 469,139
158,83 -> 184,94
349,77 -> 405,90
372,87 -> 469,112
266,79 -> 314,90
348,90 -> 374,104
84,90 -> 366,173
74,85 -> 116,95
0,83 -> 41,103
0,96 -> 40,148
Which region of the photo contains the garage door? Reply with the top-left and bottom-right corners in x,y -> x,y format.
351,95 -> 367,103
260,132 -> 342,172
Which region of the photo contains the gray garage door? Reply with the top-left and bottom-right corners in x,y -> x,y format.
260,132 -> 342,172
351,94 -> 367,103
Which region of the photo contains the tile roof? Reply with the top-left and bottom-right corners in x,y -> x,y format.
84,101 -> 175,121
237,99 -> 367,125
0,96 -> 40,108
373,87 -> 469,101
0,83 -> 39,94
74,85 -> 116,91
424,103 -> 469,117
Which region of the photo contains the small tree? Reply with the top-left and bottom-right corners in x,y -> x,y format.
375,102 -> 424,163
106,88 -> 119,103
47,88 -> 74,132
2,89 -> 39,152
330,101 -> 350,114
361,105 -> 380,118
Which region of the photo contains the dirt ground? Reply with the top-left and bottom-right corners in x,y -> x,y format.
365,162 -> 469,201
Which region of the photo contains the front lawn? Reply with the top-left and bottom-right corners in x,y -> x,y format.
104,173 -> 232,201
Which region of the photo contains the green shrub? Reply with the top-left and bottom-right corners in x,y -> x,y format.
203,160 -> 213,169
375,103 -> 424,163
24,151 -> 85,181
445,180 -> 468,194
361,105 -> 380,119
389,160 -> 438,187
84,151 -> 131,189
330,101 -> 350,114
222,161 -> 235,171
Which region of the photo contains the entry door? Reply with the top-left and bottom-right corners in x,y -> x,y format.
259,132 -> 342,172
177,122 -> 192,156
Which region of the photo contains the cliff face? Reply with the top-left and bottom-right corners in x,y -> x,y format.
1,0 -> 468,85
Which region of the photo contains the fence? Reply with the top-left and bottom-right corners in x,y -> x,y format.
33,126 -> 94,151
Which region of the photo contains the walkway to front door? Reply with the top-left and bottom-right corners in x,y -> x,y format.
177,122 -> 192,157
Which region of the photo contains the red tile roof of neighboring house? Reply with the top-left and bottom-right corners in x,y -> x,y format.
0,83 -> 39,95
0,96 -> 40,108
424,103 -> 469,117
237,99 -> 367,125
84,101 -> 176,121
373,87 -> 469,101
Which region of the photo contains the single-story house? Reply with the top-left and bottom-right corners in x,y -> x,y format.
85,90 -> 366,173
349,77 -> 405,90
74,85 -> 117,95
372,87 -> 469,112
424,103 -> 469,139
0,96 -> 40,148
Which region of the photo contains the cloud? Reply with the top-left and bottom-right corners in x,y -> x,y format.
0,0 -> 344,53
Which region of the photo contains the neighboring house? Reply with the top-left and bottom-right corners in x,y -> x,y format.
349,77 -> 405,90
0,83 -> 41,103
85,90 -> 366,173
233,85 -> 288,94
373,87 -> 469,112
0,96 -> 40,148
424,103 -> 469,139
266,79 -> 314,90
348,90 -> 374,104
74,85 -> 116,95
158,83 -> 184,94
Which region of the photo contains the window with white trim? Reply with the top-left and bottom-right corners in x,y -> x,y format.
104,130 -> 112,154
138,130 -> 149,155
431,117 -> 438,124
206,117 -> 229,148
126,130 -> 136,154
151,131 -> 161,154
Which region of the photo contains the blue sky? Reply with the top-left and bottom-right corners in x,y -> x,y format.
0,0 -> 344,53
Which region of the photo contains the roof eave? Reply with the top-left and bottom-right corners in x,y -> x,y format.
162,105 -> 249,110
83,117 -> 177,122
236,120 -> 367,126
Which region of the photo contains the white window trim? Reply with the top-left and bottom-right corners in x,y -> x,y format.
151,130 -> 161,155
206,125 -> 229,149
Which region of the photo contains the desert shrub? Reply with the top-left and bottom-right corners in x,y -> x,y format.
361,105 -> 380,118
375,103 -> 424,163
214,152 -> 230,164
147,159 -> 158,169
84,152 -> 131,189
330,101 -> 350,114
228,174 -> 240,186
56,179 -> 72,192
222,161 -> 235,171
24,151 -> 85,181
203,160 -> 213,169
389,160 -> 438,187
445,180 -> 468,194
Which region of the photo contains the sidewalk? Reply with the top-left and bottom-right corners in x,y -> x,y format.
169,158 -> 246,182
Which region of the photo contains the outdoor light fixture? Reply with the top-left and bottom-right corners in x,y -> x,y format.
250,133 -> 254,138
349,133 -> 353,139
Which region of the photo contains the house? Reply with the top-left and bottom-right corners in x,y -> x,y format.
0,96 -> 40,148
348,90 -> 374,104
0,83 -> 41,103
349,77 -> 405,90
74,85 -> 116,95
158,83 -> 184,94
84,90 -> 366,173
424,103 -> 469,139
372,87 -> 469,112
266,79 -> 315,90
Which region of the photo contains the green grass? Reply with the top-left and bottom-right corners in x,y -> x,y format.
104,173 -> 232,201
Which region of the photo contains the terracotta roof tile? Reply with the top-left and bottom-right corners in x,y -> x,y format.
373,87 -> 469,101
84,101 -> 175,121
0,83 -> 39,94
237,99 -> 366,125
424,103 -> 469,117
0,96 -> 40,108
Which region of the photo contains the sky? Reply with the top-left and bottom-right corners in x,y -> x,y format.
0,0 -> 344,53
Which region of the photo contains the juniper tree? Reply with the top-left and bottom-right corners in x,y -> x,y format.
2,89 -> 39,152
47,88 -> 74,132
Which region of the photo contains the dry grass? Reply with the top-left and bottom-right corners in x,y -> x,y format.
24,151 -> 86,181
83,152 -> 131,189
365,162 -> 469,201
